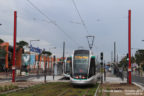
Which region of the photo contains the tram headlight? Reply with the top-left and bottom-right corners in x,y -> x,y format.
75,76 -> 79,79
82,76 -> 85,79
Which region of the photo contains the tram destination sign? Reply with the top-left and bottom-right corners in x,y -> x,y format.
74,56 -> 88,59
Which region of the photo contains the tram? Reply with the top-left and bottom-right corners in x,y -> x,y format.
64,57 -> 72,78
70,49 -> 100,85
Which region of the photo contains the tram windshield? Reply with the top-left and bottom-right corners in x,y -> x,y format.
73,54 -> 89,75
65,59 -> 71,73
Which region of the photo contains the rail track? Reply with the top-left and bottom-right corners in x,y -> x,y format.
5,82 -> 98,96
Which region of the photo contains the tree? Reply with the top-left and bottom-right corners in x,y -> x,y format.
131,56 -> 136,64
0,46 -> 6,57
16,40 -> 29,53
135,50 -> 144,65
0,39 -> 4,44
42,51 -> 52,56
0,39 -> 6,57
17,40 -> 28,48
119,56 -> 127,68
0,39 -> 7,71
119,56 -> 135,68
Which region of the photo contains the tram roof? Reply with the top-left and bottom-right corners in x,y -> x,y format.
73,49 -> 95,57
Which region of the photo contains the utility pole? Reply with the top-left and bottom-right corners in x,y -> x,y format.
117,54 -> 119,64
111,51 -> 113,64
12,11 -> 17,82
128,9 -> 132,84
62,41 -> 65,74
114,42 -> 116,64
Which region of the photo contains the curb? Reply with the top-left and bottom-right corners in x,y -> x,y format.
94,84 -> 100,96
132,82 -> 144,90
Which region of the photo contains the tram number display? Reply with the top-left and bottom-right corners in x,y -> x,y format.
74,56 -> 88,59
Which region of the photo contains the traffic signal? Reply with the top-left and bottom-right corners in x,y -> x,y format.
127,53 -> 128,58
100,52 -> 103,60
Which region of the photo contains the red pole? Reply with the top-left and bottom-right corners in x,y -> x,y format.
128,10 -> 131,84
12,11 -> 17,82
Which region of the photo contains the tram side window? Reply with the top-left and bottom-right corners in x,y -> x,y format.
89,58 -> 96,77
70,59 -> 72,77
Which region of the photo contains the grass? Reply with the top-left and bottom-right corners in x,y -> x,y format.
106,87 -> 110,96
2,82 -> 99,96
97,87 -> 103,96
0,84 -> 18,92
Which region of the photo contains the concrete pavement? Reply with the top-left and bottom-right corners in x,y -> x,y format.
104,72 -> 127,83
0,73 -> 64,83
28,75 -> 64,82
123,71 -> 144,88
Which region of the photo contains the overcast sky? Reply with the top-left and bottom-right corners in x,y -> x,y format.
0,0 -> 144,62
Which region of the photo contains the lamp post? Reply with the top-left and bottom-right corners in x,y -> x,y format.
43,50 -> 48,83
30,40 -> 40,46
49,47 -> 56,75
29,39 -> 40,74
49,47 -> 56,51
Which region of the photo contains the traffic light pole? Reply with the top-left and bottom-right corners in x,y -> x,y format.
62,42 -> 65,74
128,10 -> 132,84
12,11 -> 17,82
100,52 -> 103,84
104,61 -> 106,81
53,55 -> 56,80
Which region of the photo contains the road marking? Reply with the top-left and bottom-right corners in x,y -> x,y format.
136,82 -> 144,86
132,82 -> 144,90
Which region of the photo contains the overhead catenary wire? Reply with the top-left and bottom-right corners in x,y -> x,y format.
72,0 -> 89,35
26,0 -> 80,46
72,0 -> 96,50
0,27 -> 12,35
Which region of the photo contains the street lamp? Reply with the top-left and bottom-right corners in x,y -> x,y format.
30,39 -> 40,46
49,47 -> 56,56
49,47 -> 56,51
43,51 -> 48,83
29,39 -> 40,74
48,47 -> 56,76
